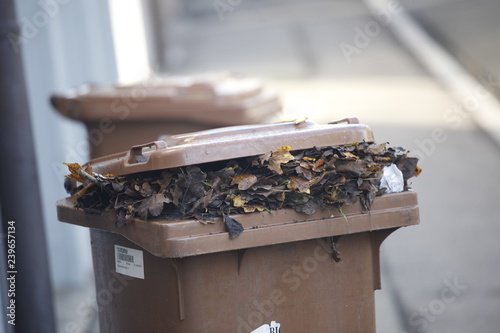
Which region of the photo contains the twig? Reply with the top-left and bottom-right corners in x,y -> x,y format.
77,168 -> 100,186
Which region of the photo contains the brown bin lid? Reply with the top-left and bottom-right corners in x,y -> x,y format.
56,191 -> 419,258
51,72 -> 282,126
86,118 -> 374,176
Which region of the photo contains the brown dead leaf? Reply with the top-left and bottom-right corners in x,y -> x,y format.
373,156 -> 393,163
194,214 -> 216,224
231,174 -> 258,190
336,159 -> 369,176
257,152 -> 272,164
137,193 -> 171,219
299,161 -> 312,170
275,192 -> 286,202
395,156 -> 419,180
223,215 -> 244,239
287,176 -> 311,194
296,166 -> 313,180
312,159 -> 325,172
139,182 -> 154,197
363,143 -> 387,155
150,193 -> 171,216
67,138 -> 419,238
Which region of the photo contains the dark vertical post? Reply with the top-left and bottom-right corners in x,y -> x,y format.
0,1 -> 57,332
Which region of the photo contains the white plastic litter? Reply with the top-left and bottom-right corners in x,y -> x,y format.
380,164 -> 404,193
251,321 -> 281,333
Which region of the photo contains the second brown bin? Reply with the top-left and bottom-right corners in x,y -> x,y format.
56,119 -> 419,332
51,72 -> 283,157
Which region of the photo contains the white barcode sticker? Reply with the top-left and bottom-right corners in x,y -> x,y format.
114,245 -> 144,279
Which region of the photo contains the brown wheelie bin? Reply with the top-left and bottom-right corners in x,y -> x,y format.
56,119 -> 419,333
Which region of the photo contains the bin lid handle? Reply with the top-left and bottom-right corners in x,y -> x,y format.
328,117 -> 359,125
128,141 -> 168,164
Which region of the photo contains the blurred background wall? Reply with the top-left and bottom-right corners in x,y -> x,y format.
14,0 -> 117,287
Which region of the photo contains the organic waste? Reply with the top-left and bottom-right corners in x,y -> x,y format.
64,143 -> 420,239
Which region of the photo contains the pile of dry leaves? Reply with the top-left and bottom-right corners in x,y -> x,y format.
65,143 -> 419,238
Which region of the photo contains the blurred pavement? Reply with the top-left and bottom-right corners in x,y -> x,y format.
406,0 -> 500,96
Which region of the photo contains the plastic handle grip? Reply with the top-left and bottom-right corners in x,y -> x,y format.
128,141 -> 168,164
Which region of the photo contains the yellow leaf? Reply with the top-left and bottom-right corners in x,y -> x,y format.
277,145 -> 292,152
373,156 -> 392,163
294,117 -> 308,125
84,164 -> 92,174
233,194 -> 246,207
268,146 -> 295,175
415,166 -> 422,177
242,205 -> 266,213
71,182 -> 92,201
64,163 -> 86,183
343,152 -> 359,160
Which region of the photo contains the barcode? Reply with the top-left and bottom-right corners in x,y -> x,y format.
117,253 -> 134,263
